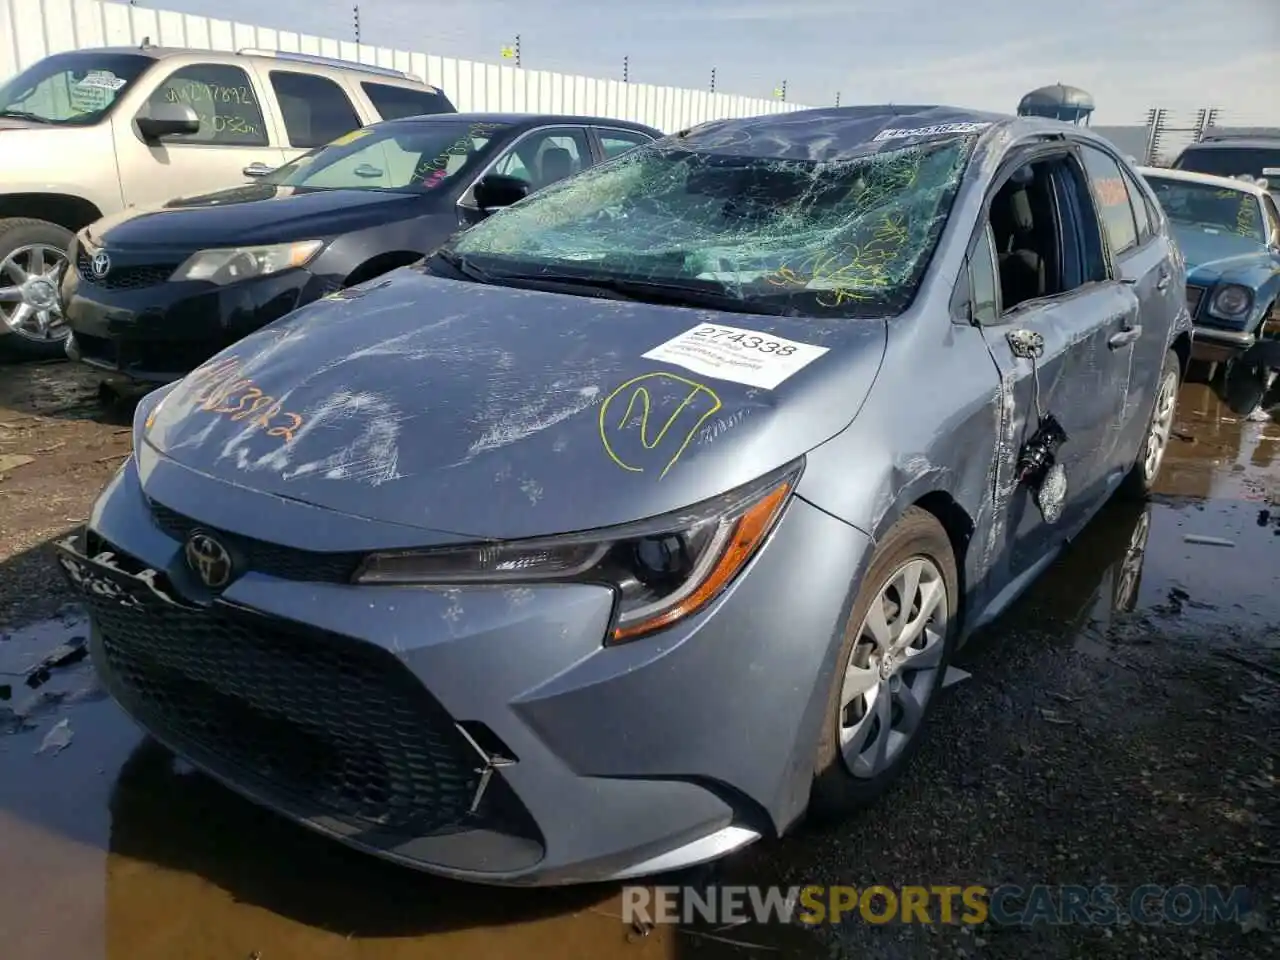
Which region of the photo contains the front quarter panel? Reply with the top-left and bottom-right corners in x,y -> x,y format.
797,308 -> 1004,633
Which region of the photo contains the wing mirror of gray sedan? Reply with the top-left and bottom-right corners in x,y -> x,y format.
474,173 -> 530,214
136,102 -> 201,142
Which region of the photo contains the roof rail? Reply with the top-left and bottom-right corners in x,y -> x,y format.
236,48 -> 420,82
1199,125 -> 1280,142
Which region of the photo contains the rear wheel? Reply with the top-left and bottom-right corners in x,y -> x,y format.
809,507 -> 957,818
0,218 -> 74,362
1120,348 -> 1180,499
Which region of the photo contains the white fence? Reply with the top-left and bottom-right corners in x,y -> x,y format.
0,0 -> 810,132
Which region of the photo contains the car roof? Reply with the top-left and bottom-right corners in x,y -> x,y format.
1136,165 -> 1268,196
393,111 -> 662,133
1183,137 -> 1280,149
57,45 -> 439,90
670,103 -> 1115,156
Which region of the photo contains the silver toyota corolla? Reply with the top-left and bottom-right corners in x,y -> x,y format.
56,104 -> 1191,886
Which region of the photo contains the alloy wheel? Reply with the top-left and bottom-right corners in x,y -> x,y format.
0,243 -> 71,344
1142,370 -> 1178,482
838,556 -> 949,779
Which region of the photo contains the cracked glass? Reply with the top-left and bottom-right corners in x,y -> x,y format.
451,133 -> 978,318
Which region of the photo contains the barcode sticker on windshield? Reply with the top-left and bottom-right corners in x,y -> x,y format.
77,71 -> 126,91
642,323 -> 829,390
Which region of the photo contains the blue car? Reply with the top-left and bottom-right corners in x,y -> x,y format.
1140,166 -> 1280,371
55,105 -> 1191,886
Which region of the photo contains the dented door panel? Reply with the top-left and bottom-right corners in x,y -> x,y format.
980,282 -> 1140,578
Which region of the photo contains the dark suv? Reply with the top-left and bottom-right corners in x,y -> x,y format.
1172,130 -> 1280,183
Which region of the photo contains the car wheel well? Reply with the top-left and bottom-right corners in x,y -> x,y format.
1171,331 -> 1193,378
0,193 -> 102,232
343,251 -> 424,288
911,490 -> 973,627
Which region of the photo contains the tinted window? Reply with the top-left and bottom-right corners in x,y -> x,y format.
599,129 -> 653,159
266,119 -> 508,192
1174,145 -> 1280,181
361,81 -> 453,120
148,64 -> 267,146
492,129 -> 591,189
0,51 -> 151,125
1079,145 -> 1138,256
453,134 -> 977,319
971,225 -> 1000,324
269,71 -> 361,149
1144,176 -> 1267,244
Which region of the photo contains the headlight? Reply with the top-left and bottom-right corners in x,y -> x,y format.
353,461 -> 802,644
170,240 -> 323,284
1209,284 -> 1252,318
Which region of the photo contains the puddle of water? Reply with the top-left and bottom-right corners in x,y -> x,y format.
0,379 -> 1274,960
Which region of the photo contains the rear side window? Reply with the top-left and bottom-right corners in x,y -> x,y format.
270,71 -> 361,149
1079,145 -> 1139,257
1123,170 -> 1153,242
361,82 -> 453,120
148,64 -> 267,146
598,129 -> 654,159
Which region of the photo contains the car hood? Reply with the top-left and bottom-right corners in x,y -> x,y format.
143,269 -> 886,540
1171,222 -> 1271,278
90,185 -> 427,249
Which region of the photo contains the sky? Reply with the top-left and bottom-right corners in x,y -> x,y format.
150,0 -> 1279,124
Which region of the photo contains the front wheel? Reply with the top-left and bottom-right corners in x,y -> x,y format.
1120,347 -> 1181,499
0,217 -> 75,362
809,507 -> 958,818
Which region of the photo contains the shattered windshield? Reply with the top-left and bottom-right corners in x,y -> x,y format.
1145,176 -> 1266,243
449,134 -> 977,317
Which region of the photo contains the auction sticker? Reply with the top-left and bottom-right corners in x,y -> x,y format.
642,323 -> 828,390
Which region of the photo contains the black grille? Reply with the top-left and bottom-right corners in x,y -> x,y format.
87,583 -> 488,834
149,500 -> 363,583
77,251 -> 177,290
1186,284 -> 1205,318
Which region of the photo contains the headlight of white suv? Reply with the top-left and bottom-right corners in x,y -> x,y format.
1208,283 -> 1252,319
170,240 -> 323,285
353,460 -> 802,644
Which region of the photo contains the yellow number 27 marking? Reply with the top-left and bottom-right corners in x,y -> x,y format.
599,372 -> 722,479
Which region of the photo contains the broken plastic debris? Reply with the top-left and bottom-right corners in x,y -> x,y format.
36,717 -> 73,755
1182,534 -> 1235,547
0,453 -> 35,475
941,665 -> 971,688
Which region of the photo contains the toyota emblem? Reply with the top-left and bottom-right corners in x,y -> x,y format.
90,251 -> 111,278
184,531 -> 233,589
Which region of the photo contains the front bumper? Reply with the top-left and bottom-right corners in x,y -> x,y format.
55,450 -> 871,885
62,262 -> 331,384
1190,322 -> 1280,368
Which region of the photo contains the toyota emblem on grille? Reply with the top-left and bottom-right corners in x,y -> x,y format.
185,531 -> 233,588
90,251 -> 111,278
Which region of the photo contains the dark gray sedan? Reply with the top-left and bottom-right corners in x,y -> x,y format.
55,104 -> 1191,886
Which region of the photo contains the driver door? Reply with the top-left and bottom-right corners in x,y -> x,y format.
457,126 -> 591,227
114,62 -> 287,208
974,149 -> 1139,580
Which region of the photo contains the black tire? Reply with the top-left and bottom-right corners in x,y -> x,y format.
1119,347 -> 1181,499
0,217 -> 75,363
809,506 -> 958,819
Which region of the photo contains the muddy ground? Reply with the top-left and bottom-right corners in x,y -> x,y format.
0,360 -> 1277,960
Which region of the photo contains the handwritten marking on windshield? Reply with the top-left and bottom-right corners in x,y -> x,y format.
178,355 -> 305,444
599,372 -> 722,478
766,212 -> 911,307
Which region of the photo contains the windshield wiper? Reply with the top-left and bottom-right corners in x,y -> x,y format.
0,109 -> 54,124
429,248 -> 495,285
496,271 -> 796,315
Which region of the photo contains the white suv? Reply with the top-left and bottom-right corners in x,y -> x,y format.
0,42 -> 455,359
